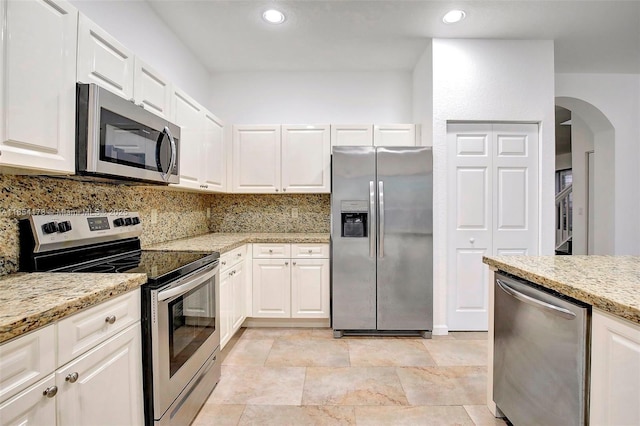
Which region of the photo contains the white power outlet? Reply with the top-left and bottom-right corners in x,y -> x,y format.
291,208 -> 299,218
206,207 -> 211,219
150,209 -> 158,224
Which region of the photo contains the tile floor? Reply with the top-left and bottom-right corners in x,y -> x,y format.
193,328 -> 507,425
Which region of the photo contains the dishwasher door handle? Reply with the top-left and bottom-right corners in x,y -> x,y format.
496,279 -> 576,320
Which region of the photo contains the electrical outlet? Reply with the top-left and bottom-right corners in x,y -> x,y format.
151,209 -> 158,224
291,208 -> 299,218
206,207 -> 211,219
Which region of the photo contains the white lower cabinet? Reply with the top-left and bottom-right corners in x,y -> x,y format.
590,309 -> 640,426
252,244 -> 329,319
220,245 -> 248,348
0,375 -> 56,425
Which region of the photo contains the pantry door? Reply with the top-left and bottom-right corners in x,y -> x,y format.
447,123 -> 539,331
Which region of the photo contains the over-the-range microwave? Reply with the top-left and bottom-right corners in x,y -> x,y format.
76,83 -> 180,185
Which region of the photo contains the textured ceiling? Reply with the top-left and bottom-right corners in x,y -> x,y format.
147,0 -> 640,73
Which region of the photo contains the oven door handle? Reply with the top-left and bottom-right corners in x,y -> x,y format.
157,267 -> 217,302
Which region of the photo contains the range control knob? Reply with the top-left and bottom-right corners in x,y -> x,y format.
131,216 -> 140,225
42,222 -> 58,234
124,217 -> 133,226
113,218 -> 124,227
58,221 -> 72,233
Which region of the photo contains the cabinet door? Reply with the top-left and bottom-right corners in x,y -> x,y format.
252,259 -> 291,318
56,325 -> 143,426
590,309 -> 640,426
232,125 -> 281,193
133,57 -> 172,120
281,125 -> 331,193
0,375 -> 56,426
172,89 -> 204,190
331,124 -> 373,147
219,269 -> 232,349
291,259 -> 330,318
231,261 -> 246,332
77,14 -> 134,100
0,0 -> 77,174
373,124 -> 416,146
202,111 -> 225,192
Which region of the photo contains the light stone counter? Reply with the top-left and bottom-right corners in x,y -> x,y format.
143,232 -> 330,254
483,255 -> 640,324
0,272 -> 147,344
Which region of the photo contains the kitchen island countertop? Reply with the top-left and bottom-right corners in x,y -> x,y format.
483,255 -> 640,324
0,272 -> 147,344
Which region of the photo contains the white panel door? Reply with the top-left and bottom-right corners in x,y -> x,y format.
373,124 -> 416,146
447,124 -> 492,331
219,269 -> 232,348
447,123 -> 539,331
133,58 -> 172,120
202,112 -> 225,192
291,259 -> 330,318
231,261 -> 246,330
0,375 -> 56,426
171,89 -> 204,191
77,14 -> 134,100
330,124 -> 373,147
281,125 -> 330,193
252,259 -> 290,318
0,0 -> 77,174
232,125 -> 281,193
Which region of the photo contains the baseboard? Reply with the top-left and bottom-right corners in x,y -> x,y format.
432,324 -> 449,336
242,318 -> 331,328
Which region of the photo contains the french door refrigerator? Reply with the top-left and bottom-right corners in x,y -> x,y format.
331,146 -> 433,337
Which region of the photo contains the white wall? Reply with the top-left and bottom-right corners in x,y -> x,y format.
412,42 -> 433,146
209,71 -> 413,124
71,0 -> 212,109
432,39 -> 556,334
556,73 -> 640,255
570,114 -> 595,255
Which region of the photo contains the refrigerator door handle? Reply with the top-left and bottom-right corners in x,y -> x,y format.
378,180 -> 384,258
369,180 -> 376,257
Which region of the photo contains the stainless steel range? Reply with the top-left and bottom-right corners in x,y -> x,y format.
19,212 -> 221,426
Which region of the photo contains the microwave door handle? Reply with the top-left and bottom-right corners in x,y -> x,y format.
158,126 -> 177,182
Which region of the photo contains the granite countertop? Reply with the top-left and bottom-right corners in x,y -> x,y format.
483,255 -> 640,325
143,232 -> 330,254
0,272 -> 147,344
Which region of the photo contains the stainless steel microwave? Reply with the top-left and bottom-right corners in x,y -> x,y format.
76,83 -> 180,185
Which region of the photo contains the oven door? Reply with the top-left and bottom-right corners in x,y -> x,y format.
151,263 -> 220,419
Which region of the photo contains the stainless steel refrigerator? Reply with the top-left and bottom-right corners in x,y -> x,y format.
331,146 -> 433,337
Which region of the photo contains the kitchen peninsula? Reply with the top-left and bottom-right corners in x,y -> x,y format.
483,255 -> 640,426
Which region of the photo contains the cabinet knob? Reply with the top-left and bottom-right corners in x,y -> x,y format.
228,271 -> 233,277
283,188 -> 287,192
105,315 -> 117,325
308,249 -> 313,254
285,261 -> 289,266
469,237 -> 475,244
269,249 -> 273,254
65,372 -> 79,383
139,103 -> 145,109
275,189 -> 279,192
293,261 -> 296,266
221,261 -> 226,265
237,253 -> 242,257
43,386 -> 58,398
129,98 -> 135,103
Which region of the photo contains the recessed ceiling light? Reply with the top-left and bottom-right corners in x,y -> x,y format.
443,9 -> 466,24
263,9 -> 285,24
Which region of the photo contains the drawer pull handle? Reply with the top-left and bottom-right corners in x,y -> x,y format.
285,261 -> 289,266
43,386 -> 58,398
105,315 -> 117,325
308,249 -> 313,254
269,249 -> 273,254
65,372 -> 79,383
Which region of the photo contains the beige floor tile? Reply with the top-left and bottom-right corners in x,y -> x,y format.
238,405 -> 356,425
192,403 -> 245,426
311,328 -> 337,339
348,339 -> 436,367
303,367 -> 408,406
396,366 -> 487,406
209,365 -> 306,405
222,338 -> 275,366
463,405 -> 508,425
266,339 -> 350,367
422,340 -> 488,366
355,405 -> 474,426
449,332 -> 488,340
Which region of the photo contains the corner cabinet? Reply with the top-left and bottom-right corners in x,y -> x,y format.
220,245 -> 249,349
0,0 -> 78,174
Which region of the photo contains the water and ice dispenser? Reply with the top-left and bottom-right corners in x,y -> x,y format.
340,200 -> 368,238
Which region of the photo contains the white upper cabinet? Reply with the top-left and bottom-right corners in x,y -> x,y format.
232,125 -> 281,193
281,125 -> 330,193
331,124 -> 374,147
0,0 -> 78,174
202,112 -> 226,192
133,58 -> 172,120
172,88 -> 204,190
373,124 -> 416,146
77,14 -> 134,100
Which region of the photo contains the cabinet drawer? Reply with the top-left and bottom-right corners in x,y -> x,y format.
0,374 -> 56,424
57,290 -> 140,366
252,243 -> 290,258
291,244 -> 329,258
220,245 -> 247,271
0,326 -> 55,403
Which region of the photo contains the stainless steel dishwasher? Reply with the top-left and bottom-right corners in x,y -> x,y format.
494,272 -> 590,426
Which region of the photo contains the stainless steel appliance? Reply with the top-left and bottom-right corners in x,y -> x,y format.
493,272 -> 590,426
76,83 -> 180,184
19,213 -> 220,426
331,146 -> 433,337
